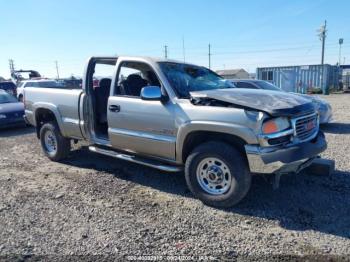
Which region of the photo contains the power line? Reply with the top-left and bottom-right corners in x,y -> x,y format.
165,42 -> 350,58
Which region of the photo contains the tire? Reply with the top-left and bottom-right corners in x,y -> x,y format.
40,121 -> 71,161
185,141 -> 251,208
18,95 -> 23,102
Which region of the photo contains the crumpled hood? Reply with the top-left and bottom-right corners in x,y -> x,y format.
0,102 -> 24,114
190,88 -> 315,117
294,93 -> 329,105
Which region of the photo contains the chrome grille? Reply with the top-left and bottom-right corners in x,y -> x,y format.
292,113 -> 318,142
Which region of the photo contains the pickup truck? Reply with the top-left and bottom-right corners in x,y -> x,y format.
24,56 -> 327,207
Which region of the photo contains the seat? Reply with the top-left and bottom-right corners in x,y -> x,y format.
96,78 -> 111,123
122,74 -> 148,96
146,70 -> 161,87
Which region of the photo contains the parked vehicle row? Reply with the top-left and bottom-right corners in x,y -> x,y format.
0,90 -> 25,128
231,79 -> 333,124
24,56 -> 327,208
0,81 -> 17,97
16,79 -> 65,101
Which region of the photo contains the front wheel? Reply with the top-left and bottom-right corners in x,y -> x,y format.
40,122 -> 71,161
185,142 -> 251,208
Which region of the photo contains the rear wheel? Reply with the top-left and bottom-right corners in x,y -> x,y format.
40,121 -> 70,161
18,95 -> 23,102
185,141 -> 251,208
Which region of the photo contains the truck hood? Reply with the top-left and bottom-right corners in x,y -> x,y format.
0,102 -> 24,114
190,88 -> 315,117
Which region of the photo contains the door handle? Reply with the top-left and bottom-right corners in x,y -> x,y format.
109,105 -> 120,112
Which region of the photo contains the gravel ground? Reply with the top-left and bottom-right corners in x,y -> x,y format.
0,94 -> 349,261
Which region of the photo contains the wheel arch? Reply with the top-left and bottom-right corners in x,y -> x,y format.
178,122 -> 258,163
34,103 -> 65,138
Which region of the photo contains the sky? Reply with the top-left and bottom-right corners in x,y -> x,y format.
1,0 -> 349,78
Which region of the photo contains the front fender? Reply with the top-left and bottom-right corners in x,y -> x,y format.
176,121 -> 258,163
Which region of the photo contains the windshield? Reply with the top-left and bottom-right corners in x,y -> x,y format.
159,62 -> 234,98
0,92 -> 18,103
255,81 -> 281,91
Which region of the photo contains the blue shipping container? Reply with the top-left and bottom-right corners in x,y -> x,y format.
256,64 -> 339,94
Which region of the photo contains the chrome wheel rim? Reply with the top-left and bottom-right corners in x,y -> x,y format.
44,130 -> 57,154
196,157 -> 232,195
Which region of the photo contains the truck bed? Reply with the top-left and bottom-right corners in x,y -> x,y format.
24,87 -> 84,139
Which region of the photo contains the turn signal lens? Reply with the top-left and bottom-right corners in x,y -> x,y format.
262,120 -> 278,134
262,117 -> 290,134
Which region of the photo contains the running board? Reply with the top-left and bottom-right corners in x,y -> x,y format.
89,146 -> 182,172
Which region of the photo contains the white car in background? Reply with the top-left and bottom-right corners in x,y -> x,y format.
230,79 -> 333,124
16,80 -> 63,102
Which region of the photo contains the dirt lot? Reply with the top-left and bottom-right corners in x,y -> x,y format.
0,94 -> 350,261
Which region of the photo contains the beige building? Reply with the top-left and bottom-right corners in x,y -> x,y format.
216,69 -> 249,79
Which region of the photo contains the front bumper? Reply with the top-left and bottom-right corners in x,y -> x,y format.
245,131 -> 327,174
319,108 -> 333,124
316,101 -> 333,124
0,117 -> 26,129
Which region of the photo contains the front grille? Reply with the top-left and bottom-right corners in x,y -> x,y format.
293,113 -> 318,141
268,135 -> 291,146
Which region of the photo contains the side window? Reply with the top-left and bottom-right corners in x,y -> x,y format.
92,63 -> 115,90
24,82 -> 32,87
236,82 -> 257,89
116,62 -> 160,97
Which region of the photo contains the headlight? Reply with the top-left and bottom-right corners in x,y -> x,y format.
0,114 -> 7,119
262,117 -> 290,134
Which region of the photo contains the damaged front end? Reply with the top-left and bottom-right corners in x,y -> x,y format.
189,89 -> 327,180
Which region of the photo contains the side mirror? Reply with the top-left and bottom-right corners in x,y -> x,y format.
140,86 -> 162,101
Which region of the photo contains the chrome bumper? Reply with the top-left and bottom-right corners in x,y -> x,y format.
245,131 -> 327,174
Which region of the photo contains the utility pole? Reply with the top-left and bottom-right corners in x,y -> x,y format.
55,61 -> 60,80
182,36 -> 186,62
164,45 -> 168,59
338,38 -> 344,66
9,59 -> 15,74
318,20 -> 327,94
319,20 -> 327,65
208,43 -> 211,69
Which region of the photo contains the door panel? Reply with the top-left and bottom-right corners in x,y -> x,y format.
107,96 -> 176,160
